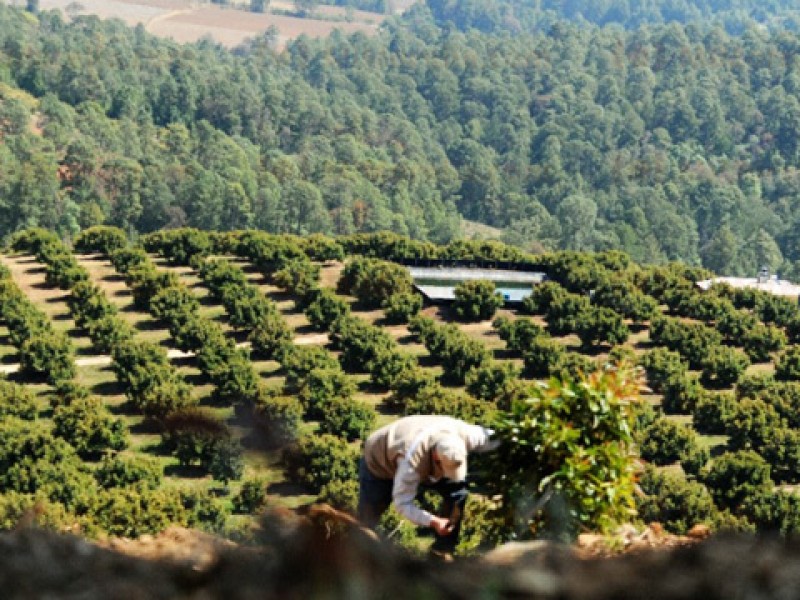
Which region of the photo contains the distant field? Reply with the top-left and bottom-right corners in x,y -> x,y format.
35,0 -> 408,49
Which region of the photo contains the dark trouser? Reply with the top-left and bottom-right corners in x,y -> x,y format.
357,458 -> 468,553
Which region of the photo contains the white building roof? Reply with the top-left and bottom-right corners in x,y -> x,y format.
696,276 -> 800,298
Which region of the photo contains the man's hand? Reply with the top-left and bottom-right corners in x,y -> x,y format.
430,516 -> 454,536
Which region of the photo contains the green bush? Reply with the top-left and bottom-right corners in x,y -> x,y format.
700,345 -> 750,389
493,316 -> 544,354
284,434 -> 359,493
574,306 -> 630,349
639,348 -> 688,394
488,367 -> 641,540
338,257 -> 413,309
19,331 -> 76,385
90,487 -> 188,538
702,450 -> 773,511
233,478 -> 269,514
521,335 -> 565,378
661,372 -> 703,415
725,398 -> 783,451
52,397 -> 128,457
318,396 -> 377,442
776,345 -> 800,381
317,479 -> 359,515
252,389 -> 303,447
279,345 -> 340,392
73,226 -> 128,256
403,384 -> 496,423
452,279 -> 504,322
761,428 -> 800,485
94,454 -> 163,490
304,287 -> 351,331
248,311 -> 293,360
382,291 -> 423,324
297,367 -> 355,419
692,391 -> 737,435
742,323 -> 786,363
639,417 -> 700,466
465,361 -> 526,409
0,380 -> 37,420
636,467 -> 718,535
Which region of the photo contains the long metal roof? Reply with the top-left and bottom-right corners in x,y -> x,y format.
408,266 -> 546,303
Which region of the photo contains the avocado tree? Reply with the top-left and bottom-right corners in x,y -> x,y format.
452,279 -> 504,322
487,365 -> 641,540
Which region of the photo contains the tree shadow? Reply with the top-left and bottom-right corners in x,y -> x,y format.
103,274 -> 126,283
492,348 -> 517,361
134,319 -> 165,332
164,464 -> 208,479
267,481 -> 311,497
92,380 -> 125,397
293,323 -> 317,336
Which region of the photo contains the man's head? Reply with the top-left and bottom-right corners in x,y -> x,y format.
434,435 -> 467,482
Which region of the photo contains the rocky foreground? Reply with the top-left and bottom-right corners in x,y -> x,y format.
2,510 -> 799,599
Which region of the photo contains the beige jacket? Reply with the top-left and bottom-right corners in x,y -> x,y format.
363,415 -> 498,526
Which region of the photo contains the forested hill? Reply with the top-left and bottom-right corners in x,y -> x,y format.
4,4 -> 800,278
426,0 -> 800,35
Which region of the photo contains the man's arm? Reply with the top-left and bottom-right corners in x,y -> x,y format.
392,457 -> 434,527
393,458 -> 454,535
464,425 -> 501,453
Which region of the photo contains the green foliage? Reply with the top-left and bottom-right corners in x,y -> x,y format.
273,257 -> 320,303
0,380 -> 37,420
90,487 -> 188,538
410,317 -> 491,385
252,389 -> 304,448
109,247 -> 149,276
403,383 -> 496,422
700,345 -> 750,389
284,434 -> 359,493
776,345 -> 800,381
636,467 -> 718,535
741,323 -> 787,363
761,428 -> 800,484
660,372 -> 704,414
248,311 -> 293,360
692,391 -> 736,435
19,330 -> 76,385
382,291 -> 423,324
297,366 -> 355,419
649,316 -> 723,369
573,306 -> 630,349
493,316 -> 544,354
317,479 -> 359,515
304,287 -> 351,331
149,285 -> 200,326
279,344 -> 340,392
338,258 -> 413,309
488,367 -> 641,540
640,347 -> 688,394
233,478 -> 269,514
317,396 -> 377,442
725,398 -> 784,451
591,277 -> 657,323
73,226 -> 128,256
208,437 -> 245,486
702,451 -> 773,512
454,495 -> 507,556
465,361 -> 526,409
142,228 -> 211,266
452,279 -> 504,322
52,396 -> 128,457
95,454 -> 163,490
521,335 -> 566,378
639,417 -> 700,466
